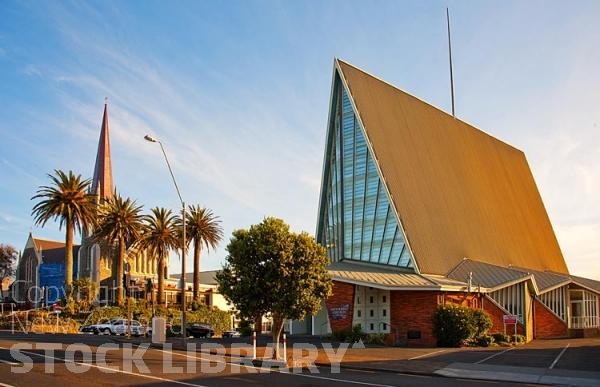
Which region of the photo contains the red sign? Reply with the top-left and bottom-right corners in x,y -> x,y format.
53,304 -> 62,312
503,315 -> 518,324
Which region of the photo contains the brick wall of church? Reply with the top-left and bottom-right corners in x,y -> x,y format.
326,281 -> 355,333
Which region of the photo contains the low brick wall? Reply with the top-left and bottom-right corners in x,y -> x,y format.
533,298 -> 568,338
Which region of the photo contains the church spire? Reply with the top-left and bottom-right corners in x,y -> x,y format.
90,101 -> 113,200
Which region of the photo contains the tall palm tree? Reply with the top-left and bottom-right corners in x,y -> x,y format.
93,192 -> 144,306
31,170 -> 96,290
185,205 -> 223,302
137,207 -> 179,306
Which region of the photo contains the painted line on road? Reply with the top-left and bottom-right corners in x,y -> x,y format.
549,343 -> 570,369
475,347 -> 514,364
153,347 -> 398,387
409,349 -> 447,360
0,383 -> 16,387
0,358 -> 19,366
0,346 -> 207,387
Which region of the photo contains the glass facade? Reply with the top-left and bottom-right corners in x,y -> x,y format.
320,77 -> 414,269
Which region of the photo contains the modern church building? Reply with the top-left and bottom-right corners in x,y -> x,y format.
303,59 -> 600,346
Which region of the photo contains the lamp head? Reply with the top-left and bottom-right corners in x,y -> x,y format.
144,134 -> 157,143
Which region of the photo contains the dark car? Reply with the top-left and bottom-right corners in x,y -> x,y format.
186,323 -> 214,338
222,330 -> 241,338
79,325 -> 96,334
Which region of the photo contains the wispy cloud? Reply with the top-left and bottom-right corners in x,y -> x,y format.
22,64 -> 42,77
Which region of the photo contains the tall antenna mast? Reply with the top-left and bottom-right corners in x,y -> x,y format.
446,7 -> 456,117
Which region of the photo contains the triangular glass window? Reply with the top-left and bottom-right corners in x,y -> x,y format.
318,72 -> 415,269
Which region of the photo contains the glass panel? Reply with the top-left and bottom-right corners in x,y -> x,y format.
318,80 -> 414,268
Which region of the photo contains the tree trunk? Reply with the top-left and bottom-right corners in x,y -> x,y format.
193,239 -> 200,301
157,256 -> 165,306
65,219 -> 74,289
271,313 -> 285,360
116,236 -> 125,306
254,314 -> 262,334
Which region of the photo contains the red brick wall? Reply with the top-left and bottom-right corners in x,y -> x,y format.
390,291 -> 440,347
534,299 -> 568,338
482,295 -> 525,336
326,281 -> 354,333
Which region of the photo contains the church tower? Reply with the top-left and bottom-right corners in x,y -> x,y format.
78,103 -> 116,292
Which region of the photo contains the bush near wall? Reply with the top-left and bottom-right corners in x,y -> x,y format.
433,304 -> 493,347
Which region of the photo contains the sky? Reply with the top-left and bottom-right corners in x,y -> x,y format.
0,0 -> 599,279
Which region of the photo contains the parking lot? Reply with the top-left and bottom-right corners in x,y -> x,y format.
416,338 -> 599,372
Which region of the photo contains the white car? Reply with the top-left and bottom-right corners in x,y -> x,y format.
112,319 -> 146,337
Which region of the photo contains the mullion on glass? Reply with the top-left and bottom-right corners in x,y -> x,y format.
342,97 -> 353,258
353,120 -> 367,260
379,207 -> 396,264
368,174 -> 381,262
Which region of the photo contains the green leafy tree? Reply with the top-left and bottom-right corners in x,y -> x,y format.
184,205 -> 223,302
93,192 -> 144,306
217,217 -> 332,359
31,170 -> 96,289
138,207 -> 179,306
0,244 -> 18,299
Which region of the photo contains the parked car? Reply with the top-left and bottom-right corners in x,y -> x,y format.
222,330 -> 241,338
79,318 -> 133,335
113,320 -> 145,337
79,318 -> 120,335
186,323 -> 214,338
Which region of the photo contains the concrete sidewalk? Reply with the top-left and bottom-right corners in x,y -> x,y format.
436,362 -> 600,387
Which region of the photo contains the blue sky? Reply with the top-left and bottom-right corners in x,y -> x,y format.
1,1 -> 599,279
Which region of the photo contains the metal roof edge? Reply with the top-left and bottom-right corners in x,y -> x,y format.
488,274 -> 536,293
331,276 -> 440,291
537,279 -> 572,295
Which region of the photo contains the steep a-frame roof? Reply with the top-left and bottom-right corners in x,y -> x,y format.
336,59 -> 568,275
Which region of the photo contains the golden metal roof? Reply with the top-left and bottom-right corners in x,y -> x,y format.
336,59 -> 568,275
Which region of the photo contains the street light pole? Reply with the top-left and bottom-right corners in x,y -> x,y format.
144,134 -> 187,342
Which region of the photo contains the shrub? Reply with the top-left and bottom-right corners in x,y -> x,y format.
492,332 -> 511,343
433,304 -> 475,347
432,304 -> 493,347
331,325 -> 367,343
511,334 -> 526,344
366,333 -> 387,346
472,308 -> 493,337
475,335 -> 494,347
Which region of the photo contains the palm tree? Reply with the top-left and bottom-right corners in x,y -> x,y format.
93,192 -> 144,306
137,207 -> 179,306
185,205 -> 223,302
31,170 -> 96,289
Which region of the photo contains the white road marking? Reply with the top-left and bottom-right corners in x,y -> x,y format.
0,346 -> 207,387
409,349 -> 447,360
549,343 -> 570,369
475,347 -> 514,364
0,383 -> 16,387
153,347 -> 399,386
0,358 -> 19,365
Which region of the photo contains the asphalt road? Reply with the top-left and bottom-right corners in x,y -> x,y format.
0,333 -> 528,386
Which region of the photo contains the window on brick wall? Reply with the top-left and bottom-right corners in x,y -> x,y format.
382,295 -> 387,303
382,309 -> 387,317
